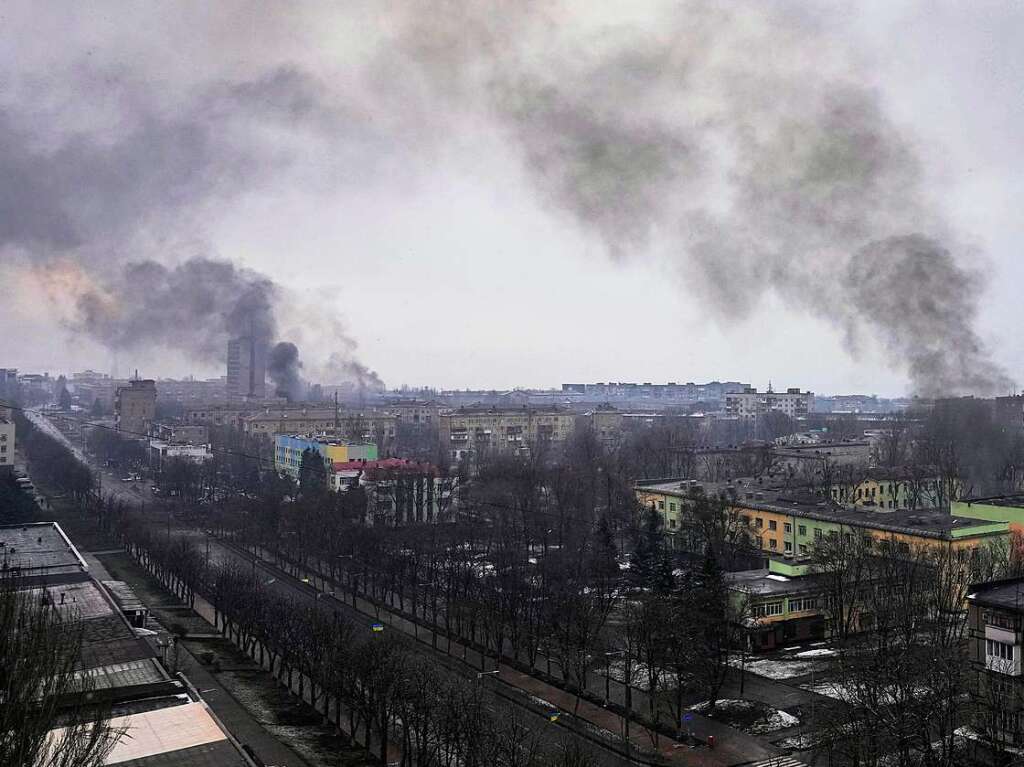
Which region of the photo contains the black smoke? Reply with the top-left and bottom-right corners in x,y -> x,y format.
384,1 -> 1012,396
3,64 -> 383,390
268,341 -> 307,401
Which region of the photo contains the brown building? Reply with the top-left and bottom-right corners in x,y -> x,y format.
968,578 -> 1024,751
114,379 -> 156,437
438,406 -> 577,464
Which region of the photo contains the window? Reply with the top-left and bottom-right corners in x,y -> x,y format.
755,518 -> 763,529
669,519 -> 677,529
988,639 -> 1015,662
769,539 -> 778,550
784,541 -> 793,553
658,501 -> 664,510
784,523 -> 792,534
799,544 -> 808,555
752,602 -> 784,618
814,528 -> 823,539
669,502 -> 676,512
790,597 -> 818,612
988,611 -> 1018,631
768,520 -> 777,531
798,525 -> 807,536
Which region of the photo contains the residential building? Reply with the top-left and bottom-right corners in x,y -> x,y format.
0,521 -> 250,765
0,410 -> 13,471
830,467 -> 958,511
773,440 -> 873,471
439,406 -> 576,463
150,422 -> 209,445
725,385 -> 814,420
0,367 -> 20,401
226,335 -> 267,399
155,376 -> 228,405
114,378 -> 157,436
636,477 -> 1009,558
274,434 -> 377,479
995,395 -> 1024,433
242,408 -> 397,444
967,577 -> 1024,749
149,440 -> 214,471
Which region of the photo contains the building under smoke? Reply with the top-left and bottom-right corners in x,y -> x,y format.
226,336 -> 267,400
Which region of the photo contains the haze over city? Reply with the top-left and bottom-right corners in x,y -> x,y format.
8,5 -> 1024,767
1,2 -> 1023,397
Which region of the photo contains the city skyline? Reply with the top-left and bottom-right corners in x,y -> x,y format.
0,3 -> 1022,397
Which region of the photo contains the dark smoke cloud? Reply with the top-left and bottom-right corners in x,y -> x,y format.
72,258 -> 278,361
268,341 -> 306,401
2,63 -> 384,389
384,1 -> 1011,396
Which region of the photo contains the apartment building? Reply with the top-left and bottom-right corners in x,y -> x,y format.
438,407 -> 576,463
636,478 -> 1008,558
0,411 -> 13,471
114,379 -> 157,436
725,386 -> 814,419
967,578 -> 1024,748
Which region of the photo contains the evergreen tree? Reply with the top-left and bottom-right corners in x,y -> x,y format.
298,447 -> 328,496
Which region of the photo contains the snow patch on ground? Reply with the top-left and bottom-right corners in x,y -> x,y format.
729,657 -> 821,680
794,648 -> 836,658
691,699 -> 799,735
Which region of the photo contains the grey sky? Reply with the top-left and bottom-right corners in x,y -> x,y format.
0,2 -> 1021,397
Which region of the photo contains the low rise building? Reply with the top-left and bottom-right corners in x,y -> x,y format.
0,521 -> 250,765
636,477 -> 1008,558
332,458 -> 455,523
727,558 -> 827,651
149,440 -> 214,471
830,467 -> 958,511
275,434 -> 377,479
150,422 -> 209,445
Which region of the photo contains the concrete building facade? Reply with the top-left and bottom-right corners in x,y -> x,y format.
114,379 -> 157,436
274,434 -> 377,479
0,412 -> 14,471
226,335 -> 267,399
438,407 -> 576,463
725,386 -> 814,419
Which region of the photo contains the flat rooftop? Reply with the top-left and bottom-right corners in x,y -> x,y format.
0,521 -> 87,577
969,579 -> 1024,613
637,478 -> 1003,540
725,568 -> 823,597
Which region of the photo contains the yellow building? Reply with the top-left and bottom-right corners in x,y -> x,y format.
636,478 -> 1008,558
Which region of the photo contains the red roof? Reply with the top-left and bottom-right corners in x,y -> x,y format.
331,458 -> 438,476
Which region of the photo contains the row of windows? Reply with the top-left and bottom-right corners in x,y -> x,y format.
988,639 -> 1016,662
752,602 -> 784,617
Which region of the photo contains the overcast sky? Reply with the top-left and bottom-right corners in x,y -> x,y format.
0,2 -> 1021,397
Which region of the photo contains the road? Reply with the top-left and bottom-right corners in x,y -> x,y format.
32,409 -> 786,766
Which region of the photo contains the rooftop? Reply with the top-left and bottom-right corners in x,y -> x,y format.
636,478 -> 1005,540
0,521 -> 87,578
968,578 -> 1024,613
725,568 -> 823,597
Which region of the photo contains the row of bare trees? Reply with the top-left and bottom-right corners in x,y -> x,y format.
117,520 -> 608,767
807,531 -> 1024,766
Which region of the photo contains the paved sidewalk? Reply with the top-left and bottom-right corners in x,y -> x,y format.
84,551 -> 314,767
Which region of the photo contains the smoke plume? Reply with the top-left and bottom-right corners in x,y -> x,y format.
0,3 -> 1013,396
1,62 -> 383,390
268,341 -> 306,401
382,1 -> 1011,396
